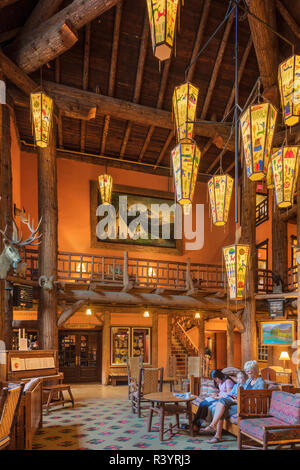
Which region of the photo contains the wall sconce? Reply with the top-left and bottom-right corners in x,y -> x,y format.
195,312 -> 201,319
143,311 -> 150,318
86,307 -> 92,316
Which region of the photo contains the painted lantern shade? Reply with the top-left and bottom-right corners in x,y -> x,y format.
266,148 -> 279,189
173,82 -> 199,141
30,92 -> 53,148
240,103 -> 278,181
171,139 -> 201,207
146,0 -> 179,61
271,146 -> 300,208
208,174 -> 234,226
98,174 -> 113,205
223,244 -> 250,300
278,55 -> 300,127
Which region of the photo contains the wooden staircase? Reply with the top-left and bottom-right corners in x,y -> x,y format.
171,334 -> 187,377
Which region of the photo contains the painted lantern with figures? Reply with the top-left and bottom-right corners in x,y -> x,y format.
171,139 -> 201,208
98,174 -> 113,205
146,0 -> 179,61
223,244 -> 250,300
271,146 -> 300,208
208,174 -> 234,226
240,102 -> 278,181
30,92 -> 53,148
278,55 -> 300,127
173,82 -> 199,142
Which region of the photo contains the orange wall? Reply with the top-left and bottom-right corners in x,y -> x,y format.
11,117 -> 21,209
20,150 -> 235,264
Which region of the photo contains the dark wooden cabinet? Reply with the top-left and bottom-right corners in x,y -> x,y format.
58,330 -> 102,383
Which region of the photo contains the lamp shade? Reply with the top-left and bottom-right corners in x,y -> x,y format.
240,102 -> 278,181
223,244 -> 250,300
171,139 -> 201,207
278,55 -> 300,127
30,91 -> 53,148
266,148 -> 279,189
208,174 -> 234,226
271,146 -> 300,208
279,351 -> 290,361
146,0 -> 179,61
173,82 -> 199,141
98,174 -> 113,205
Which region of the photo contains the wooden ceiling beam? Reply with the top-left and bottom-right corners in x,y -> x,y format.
101,1 -> 122,155
200,10 -> 234,120
0,0 -> 19,8
80,23 -> 91,153
154,131 -> 174,168
120,12 -> 149,159
6,0 -> 121,73
19,0 -> 65,38
55,57 -> 63,148
276,0 -> 300,40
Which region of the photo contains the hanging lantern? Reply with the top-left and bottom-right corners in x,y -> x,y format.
171,139 -> 201,207
223,244 -> 250,300
30,91 -> 53,148
146,0 -> 179,61
271,146 -> 300,208
266,148 -> 279,189
278,55 -> 300,127
98,174 -> 113,205
173,82 -> 199,141
240,102 -> 278,181
208,174 -> 234,226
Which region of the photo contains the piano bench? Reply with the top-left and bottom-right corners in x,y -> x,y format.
43,384 -> 75,414
110,374 -> 128,386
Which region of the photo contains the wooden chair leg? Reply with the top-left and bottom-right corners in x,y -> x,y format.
147,405 -> 153,432
159,405 -> 165,441
187,402 -> 193,436
138,399 -> 141,418
46,390 -> 53,415
68,387 -> 75,407
60,391 -> 64,406
238,428 -> 242,450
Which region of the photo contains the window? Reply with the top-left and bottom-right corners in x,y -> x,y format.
257,240 -> 268,270
256,240 -> 270,292
291,235 -> 297,267
256,193 -> 269,226
257,344 -> 269,362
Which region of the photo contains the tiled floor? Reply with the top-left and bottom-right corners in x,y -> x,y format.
33,384 -> 238,451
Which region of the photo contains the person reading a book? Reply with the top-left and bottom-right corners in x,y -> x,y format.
200,370 -> 247,443
192,369 -> 234,432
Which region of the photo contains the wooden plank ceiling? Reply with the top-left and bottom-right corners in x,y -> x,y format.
0,0 -> 299,179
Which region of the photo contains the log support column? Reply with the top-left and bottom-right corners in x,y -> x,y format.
227,319 -> 235,367
197,316 -> 205,356
241,169 -> 257,364
102,311 -> 110,385
38,123 -> 58,350
0,79 -> 13,349
152,312 -> 158,368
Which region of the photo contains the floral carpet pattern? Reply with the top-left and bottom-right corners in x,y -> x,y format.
33,399 -> 238,450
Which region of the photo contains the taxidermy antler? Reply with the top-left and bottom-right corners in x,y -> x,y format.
0,214 -> 42,279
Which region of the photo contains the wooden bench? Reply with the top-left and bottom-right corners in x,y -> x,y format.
110,373 -> 128,386
43,384 -> 74,414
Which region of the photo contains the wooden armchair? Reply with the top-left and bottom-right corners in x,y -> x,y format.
131,367 -> 163,418
0,383 -> 24,450
126,356 -> 143,400
261,367 -> 277,382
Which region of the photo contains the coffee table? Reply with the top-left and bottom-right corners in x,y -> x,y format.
144,391 -> 195,441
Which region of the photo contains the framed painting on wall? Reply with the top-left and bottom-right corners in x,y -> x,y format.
260,321 -> 294,346
90,181 -> 183,254
111,327 -> 130,366
132,328 -> 151,365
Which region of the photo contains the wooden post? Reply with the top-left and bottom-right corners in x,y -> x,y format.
152,312 -> 158,367
227,319 -> 235,367
296,136 -> 300,348
0,81 -> 13,349
241,168 -> 257,364
272,203 -> 287,287
197,317 -> 205,356
167,312 -> 172,371
38,122 -> 58,350
102,310 -> 110,385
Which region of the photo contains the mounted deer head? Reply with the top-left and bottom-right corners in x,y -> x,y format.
0,215 -> 42,280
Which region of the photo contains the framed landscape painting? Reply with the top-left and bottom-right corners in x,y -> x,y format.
260,321 -> 294,346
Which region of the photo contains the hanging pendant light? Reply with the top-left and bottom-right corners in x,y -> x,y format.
30,91 -> 53,148
171,139 -> 201,208
208,174 -> 234,226
146,0 -> 180,61
98,174 -> 113,205
172,82 -> 199,141
266,148 -> 279,189
271,146 -> 300,208
223,244 -> 250,300
240,102 -> 278,181
278,55 -> 300,127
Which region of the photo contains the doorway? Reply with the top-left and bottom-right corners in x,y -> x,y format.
58,330 -> 102,383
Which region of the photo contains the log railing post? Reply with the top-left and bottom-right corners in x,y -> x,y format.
296,135 -> 300,351
152,312 -> 158,367
38,122 -> 58,350
0,79 -> 13,349
227,318 -> 235,367
102,310 -> 111,385
197,316 -> 205,357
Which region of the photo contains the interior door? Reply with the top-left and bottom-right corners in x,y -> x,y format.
59,330 -> 102,383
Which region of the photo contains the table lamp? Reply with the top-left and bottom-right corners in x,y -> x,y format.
279,351 -> 290,371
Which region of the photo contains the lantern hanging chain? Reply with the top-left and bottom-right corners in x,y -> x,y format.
234,1 -> 239,225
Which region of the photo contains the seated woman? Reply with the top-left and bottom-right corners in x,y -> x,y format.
200,370 -> 247,443
193,369 -> 234,432
243,360 -> 265,390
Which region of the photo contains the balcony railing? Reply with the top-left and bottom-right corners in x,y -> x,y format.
22,248 -> 273,293
287,265 -> 298,291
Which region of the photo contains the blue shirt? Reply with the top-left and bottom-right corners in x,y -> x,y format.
244,377 -> 265,390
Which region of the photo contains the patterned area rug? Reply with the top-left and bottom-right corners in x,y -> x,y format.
33,399 -> 238,450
